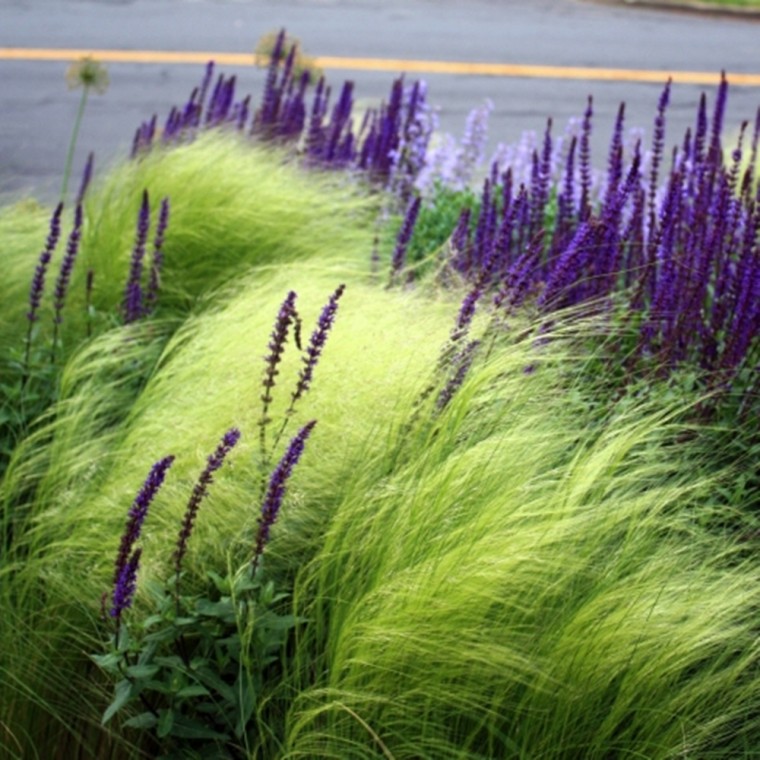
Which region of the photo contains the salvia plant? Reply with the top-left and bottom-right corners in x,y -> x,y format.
94,291 -> 330,756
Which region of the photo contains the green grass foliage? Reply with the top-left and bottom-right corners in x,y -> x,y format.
2,134 -> 760,758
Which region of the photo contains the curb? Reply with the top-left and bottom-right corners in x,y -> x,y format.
588,0 -> 760,19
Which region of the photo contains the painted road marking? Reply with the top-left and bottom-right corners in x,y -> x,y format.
1,47 -> 759,86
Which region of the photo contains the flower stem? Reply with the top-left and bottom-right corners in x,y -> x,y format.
60,87 -> 90,203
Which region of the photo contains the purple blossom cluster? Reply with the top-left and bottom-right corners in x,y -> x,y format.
398,74 -> 760,404
129,30 -> 433,194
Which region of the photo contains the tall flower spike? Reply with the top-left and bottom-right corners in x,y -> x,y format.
253,420 -> 316,570
390,196 -> 422,281
111,547 -> 141,621
112,455 -> 176,588
290,285 -> 345,407
27,202 -> 64,324
53,203 -> 84,326
145,197 -> 170,314
122,190 -> 151,324
174,428 -> 241,579
75,152 -> 94,207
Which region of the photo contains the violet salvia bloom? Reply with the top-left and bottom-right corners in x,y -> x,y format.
262,291 -> 298,418
75,152 -> 94,207
390,196 -> 422,280
111,547 -> 142,621
53,203 -> 83,325
436,339 -> 480,411
253,420 -> 316,569
112,455 -> 175,588
450,99 -> 493,190
291,284 -> 346,405
647,79 -> 672,240
122,190 -> 151,324
145,197 -> 170,314
174,427 -> 241,576
27,202 -> 64,323
579,96 -> 594,220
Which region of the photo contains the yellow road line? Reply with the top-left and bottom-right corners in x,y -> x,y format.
2,47 -> 759,86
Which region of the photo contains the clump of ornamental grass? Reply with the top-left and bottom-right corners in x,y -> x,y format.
283,342 -> 760,759
3,261 -> 759,758
0,269 -> 452,758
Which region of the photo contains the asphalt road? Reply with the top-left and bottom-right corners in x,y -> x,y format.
2,0 -> 760,201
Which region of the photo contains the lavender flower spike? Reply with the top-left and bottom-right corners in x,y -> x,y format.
53,204 -> 84,325
390,195 -> 422,281
174,427 -> 241,577
291,284 -> 346,406
27,202 -> 64,324
122,190 -> 151,324
75,152 -> 94,207
113,455 -> 176,587
145,196 -> 170,314
253,420 -> 316,569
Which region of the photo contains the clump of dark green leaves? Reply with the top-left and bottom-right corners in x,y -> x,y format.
93,565 -> 299,759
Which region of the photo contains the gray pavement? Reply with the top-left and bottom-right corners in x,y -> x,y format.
1,0 -> 759,201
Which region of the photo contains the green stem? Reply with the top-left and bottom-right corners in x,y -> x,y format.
60,87 -> 89,202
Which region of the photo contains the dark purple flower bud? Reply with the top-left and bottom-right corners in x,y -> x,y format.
112,455 -> 175,588
693,93 -> 708,163
110,547 -> 141,621
27,202 -> 64,323
122,190 -> 151,324
53,204 -> 83,325
291,285 -> 345,406
145,197 -> 170,314
253,420 -> 316,569
174,428 -> 241,576
390,196 -> 422,280
75,152 -> 94,207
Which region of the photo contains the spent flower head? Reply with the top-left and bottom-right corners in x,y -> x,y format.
66,56 -> 109,94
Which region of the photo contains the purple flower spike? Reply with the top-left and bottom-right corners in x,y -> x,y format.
113,455 -> 176,588
291,285 -> 346,406
145,197 -> 170,314
390,195 -> 422,280
122,190 -> 151,324
53,204 -> 84,325
111,547 -> 142,621
75,152 -> 94,207
253,420 -> 316,569
27,202 -> 64,323
262,291 -> 298,419
174,428 -> 241,577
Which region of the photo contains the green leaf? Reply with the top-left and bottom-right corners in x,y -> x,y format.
168,714 -> 228,740
123,711 -> 158,730
195,599 -> 235,620
177,684 -> 211,699
157,708 -> 175,739
126,663 -> 160,679
90,651 -> 123,673
207,570 -> 231,594
233,672 -> 256,739
102,679 -> 134,725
